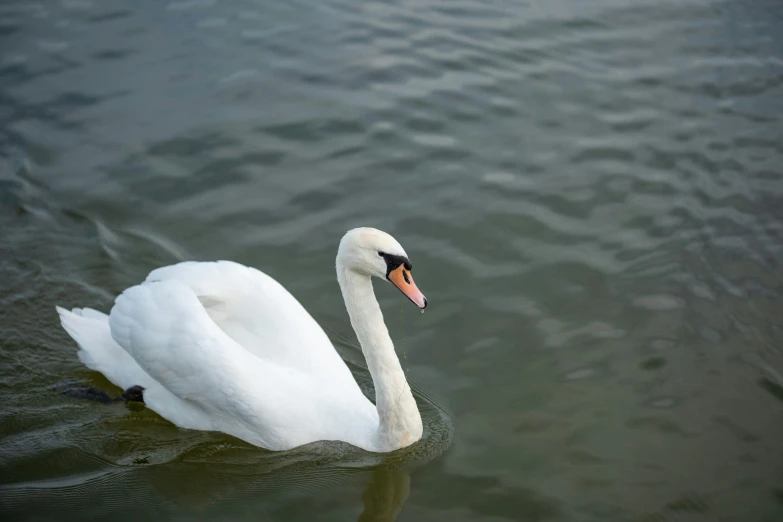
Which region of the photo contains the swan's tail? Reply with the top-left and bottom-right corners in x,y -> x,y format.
56,306 -> 148,391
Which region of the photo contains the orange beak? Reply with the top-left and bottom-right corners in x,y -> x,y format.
387,265 -> 427,309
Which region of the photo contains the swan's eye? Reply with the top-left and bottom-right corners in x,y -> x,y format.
378,251 -> 385,257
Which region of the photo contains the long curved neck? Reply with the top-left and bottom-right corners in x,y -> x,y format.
337,265 -> 422,451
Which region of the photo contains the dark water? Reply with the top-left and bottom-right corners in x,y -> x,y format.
2,0 -> 783,520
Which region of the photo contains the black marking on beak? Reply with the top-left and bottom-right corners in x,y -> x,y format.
378,251 -> 412,278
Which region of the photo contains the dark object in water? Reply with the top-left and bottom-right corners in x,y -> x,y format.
121,385 -> 145,403
60,384 -> 145,404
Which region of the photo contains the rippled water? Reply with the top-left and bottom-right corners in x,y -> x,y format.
2,0 -> 783,520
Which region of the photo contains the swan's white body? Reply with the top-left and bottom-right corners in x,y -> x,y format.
57,228 -> 425,453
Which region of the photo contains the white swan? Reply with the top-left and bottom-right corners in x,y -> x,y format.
56,227 -> 428,453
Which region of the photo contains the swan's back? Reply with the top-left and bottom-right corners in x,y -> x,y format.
145,261 -> 354,382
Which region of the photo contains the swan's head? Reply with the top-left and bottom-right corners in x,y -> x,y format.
337,227 -> 427,309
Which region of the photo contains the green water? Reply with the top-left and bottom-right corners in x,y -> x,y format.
2,1 -> 783,521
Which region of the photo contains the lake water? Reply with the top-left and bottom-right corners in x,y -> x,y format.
2,0 -> 783,520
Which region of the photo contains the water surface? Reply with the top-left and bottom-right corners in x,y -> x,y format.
2,0 -> 783,521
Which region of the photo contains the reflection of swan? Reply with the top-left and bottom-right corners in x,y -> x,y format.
57,228 -> 428,453
141,451 -> 412,521
358,469 -> 411,522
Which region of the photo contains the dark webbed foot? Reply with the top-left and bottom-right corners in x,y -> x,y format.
121,385 -> 145,403
60,386 -> 118,404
